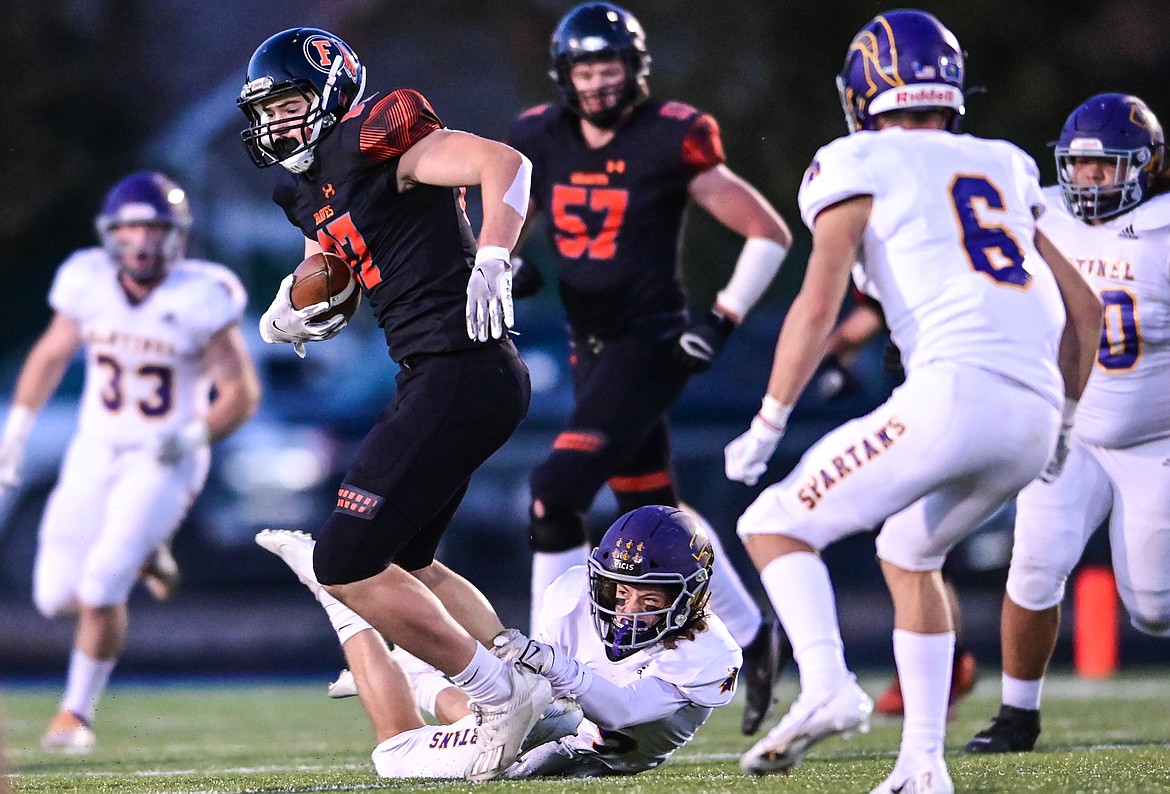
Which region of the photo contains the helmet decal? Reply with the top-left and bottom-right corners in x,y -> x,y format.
837,10 -> 965,133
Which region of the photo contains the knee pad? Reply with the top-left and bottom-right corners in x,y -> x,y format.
33,585 -> 76,619
1006,563 -> 1067,612
1121,590 -> 1170,637
528,501 -> 586,553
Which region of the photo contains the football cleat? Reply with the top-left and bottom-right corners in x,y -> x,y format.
874,648 -> 979,718
139,541 -> 181,601
255,529 -> 322,597
328,668 -> 358,699
521,696 -> 583,753
741,676 -> 873,776
965,704 -> 1041,753
740,617 -> 793,735
41,710 -> 96,754
870,756 -> 954,794
465,665 -> 553,782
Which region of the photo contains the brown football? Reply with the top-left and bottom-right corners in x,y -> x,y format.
289,252 -> 361,323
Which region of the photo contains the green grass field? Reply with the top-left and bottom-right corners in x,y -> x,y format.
4,673 -> 1170,793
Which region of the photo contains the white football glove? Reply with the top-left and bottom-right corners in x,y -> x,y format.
724,396 -> 793,487
0,406 -> 35,492
259,274 -> 348,358
0,437 -> 25,491
1039,399 -> 1078,484
492,628 -> 586,696
466,246 -> 514,342
157,420 -> 210,466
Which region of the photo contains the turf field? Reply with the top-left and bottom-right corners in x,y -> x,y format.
4,673 -> 1169,793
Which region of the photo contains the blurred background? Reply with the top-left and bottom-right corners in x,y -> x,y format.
2,0 -> 1168,679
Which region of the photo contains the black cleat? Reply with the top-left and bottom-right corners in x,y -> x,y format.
965,704 -> 1041,753
740,618 -> 792,735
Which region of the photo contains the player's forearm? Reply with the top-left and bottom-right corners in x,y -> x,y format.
12,341 -> 74,413
477,149 -> 531,252
575,674 -> 685,731
765,291 -> 840,406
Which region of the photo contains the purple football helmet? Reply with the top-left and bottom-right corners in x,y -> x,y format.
1056,93 -> 1165,222
94,172 -> 192,283
588,505 -> 713,660
238,28 -> 366,173
837,9 -> 965,133
550,2 -> 650,128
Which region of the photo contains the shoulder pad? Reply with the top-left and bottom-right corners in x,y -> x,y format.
1130,192 -> 1170,232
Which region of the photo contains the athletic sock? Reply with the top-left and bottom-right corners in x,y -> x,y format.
61,648 -> 116,723
450,643 -> 512,705
893,629 -> 954,759
1002,673 -> 1045,711
760,552 -> 849,697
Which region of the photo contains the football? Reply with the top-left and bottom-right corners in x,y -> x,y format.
289,252 -> 361,323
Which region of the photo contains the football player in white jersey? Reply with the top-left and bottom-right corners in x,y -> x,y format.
721,10 -> 1103,793
0,172 -> 261,752
966,93 -> 1170,755
256,504 -> 742,778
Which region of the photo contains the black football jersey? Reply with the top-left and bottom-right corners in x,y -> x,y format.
507,100 -> 726,339
273,88 -> 479,362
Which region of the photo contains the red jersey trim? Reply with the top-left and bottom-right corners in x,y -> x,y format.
359,89 -> 443,162
680,113 -> 726,173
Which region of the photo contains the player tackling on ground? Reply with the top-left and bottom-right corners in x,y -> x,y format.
722,10 -> 1102,792
237,27 -> 546,781
257,504 -> 741,778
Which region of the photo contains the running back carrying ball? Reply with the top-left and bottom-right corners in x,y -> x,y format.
289,252 -> 361,323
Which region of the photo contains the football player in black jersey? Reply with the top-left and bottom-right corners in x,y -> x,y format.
507,2 -> 793,735
238,27 -> 548,782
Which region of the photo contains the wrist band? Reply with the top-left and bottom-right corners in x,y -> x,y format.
758,395 -> 793,430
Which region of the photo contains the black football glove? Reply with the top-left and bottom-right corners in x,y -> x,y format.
674,309 -> 736,374
812,355 -> 861,400
510,255 -> 545,299
881,339 -> 906,379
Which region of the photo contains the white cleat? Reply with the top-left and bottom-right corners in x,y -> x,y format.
255,529 -> 321,597
522,696 -> 583,753
465,665 -> 554,782
870,756 -> 954,794
740,676 -> 873,776
41,711 -> 96,754
328,668 -> 358,699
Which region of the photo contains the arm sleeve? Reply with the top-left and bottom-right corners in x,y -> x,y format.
575,673 -> 690,730
358,89 -> 444,162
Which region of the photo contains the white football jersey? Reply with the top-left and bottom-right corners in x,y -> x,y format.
534,566 -> 741,773
49,248 -> 247,444
1038,187 -> 1170,447
799,128 -> 1066,407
